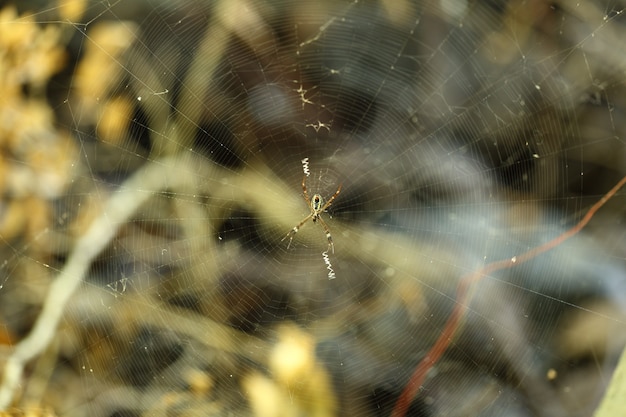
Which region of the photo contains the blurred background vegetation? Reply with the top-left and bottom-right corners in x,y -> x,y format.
0,0 -> 626,416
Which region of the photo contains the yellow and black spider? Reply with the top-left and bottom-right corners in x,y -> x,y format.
281,175 -> 342,253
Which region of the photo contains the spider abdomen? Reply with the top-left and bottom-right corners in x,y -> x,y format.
312,194 -> 323,212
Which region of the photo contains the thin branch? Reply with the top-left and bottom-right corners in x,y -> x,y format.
392,174 -> 626,417
0,156 -> 195,409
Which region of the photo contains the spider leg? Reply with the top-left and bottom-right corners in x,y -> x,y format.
321,183 -> 342,211
302,175 -> 311,205
281,214 -> 313,249
316,216 -> 335,254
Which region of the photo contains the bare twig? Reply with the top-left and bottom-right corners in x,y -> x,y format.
0,156 -> 196,409
392,174 -> 626,417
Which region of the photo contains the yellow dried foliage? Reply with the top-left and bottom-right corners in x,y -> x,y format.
243,324 -> 337,417
0,5 -> 77,246
0,7 -> 66,93
184,368 -> 214,398
73,21 -> 137,124
97,96 -> 134,145
0,408 -> 58,417
57,0 -> 86,22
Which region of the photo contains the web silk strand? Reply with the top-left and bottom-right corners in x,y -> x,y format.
391,174 -> 626,417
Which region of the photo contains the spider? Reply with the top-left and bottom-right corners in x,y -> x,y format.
281,175 -> 342,253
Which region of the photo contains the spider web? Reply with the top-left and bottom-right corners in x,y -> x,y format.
1,0 -> 626,416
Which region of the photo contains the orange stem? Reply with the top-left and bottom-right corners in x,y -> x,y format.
391,174 -> 626,417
